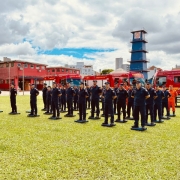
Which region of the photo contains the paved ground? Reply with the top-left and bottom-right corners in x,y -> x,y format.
0,91 -> 42,96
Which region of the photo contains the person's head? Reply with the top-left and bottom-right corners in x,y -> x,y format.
11,83 -> 15,88
119,83 -> 124,90
114,82 -> 118,88
93,80 -> 97,86
136,81 -> 141,89
155,85 -> 159,90
47,86 -> 51,91
124,81 -> 128,86
105,82 -> 110,89
162,86 -> 166,91
169,85 -> 173,90
30,84 -> 35,89
146,81 -> 151,89
80,82 -> 84,89
86,84 -> 89,88
74,85 -> 77,89
129,84 -> 133,90
53,82 -> 57,88
43,83 -> 47,88
66,82 -> 70,88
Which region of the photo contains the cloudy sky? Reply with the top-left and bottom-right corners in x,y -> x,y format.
0,0 -> 180,71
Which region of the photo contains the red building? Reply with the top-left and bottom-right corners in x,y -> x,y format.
0,59 -> 47,90
0,59 -> 81,90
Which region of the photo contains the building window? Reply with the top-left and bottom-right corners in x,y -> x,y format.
62,69 -> 64,72
24,63 -> 28,68
11,62 -> 14,67
0,79 -> 3,84
17,63 -> 21,67
66,69 -> 68,72
6,63 -> 9,67
47,70 -> 50,73
57,69 -> 60,72
36,65 -> 40,69
174,76 -> 180,83
41,66 -> 45,70
156,76 -> 167,87
52,69 -> 55,72
30,64 -> 34,69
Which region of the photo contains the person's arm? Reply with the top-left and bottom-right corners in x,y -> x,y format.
162,91 -> 165,99
36,89 -> 39,96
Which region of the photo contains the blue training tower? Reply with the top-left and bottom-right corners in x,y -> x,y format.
129,30 -> 149,79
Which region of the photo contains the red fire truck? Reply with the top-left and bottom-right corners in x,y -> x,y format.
152,70 -> 180,94
83,71 -> 144,87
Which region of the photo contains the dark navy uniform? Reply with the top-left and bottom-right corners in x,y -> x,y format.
162,89 -> 171,117
66,87 -> 75,115
146,88 -> 157,123
154,90 -> 164,121
10,87 -> 17,113
74,88 -> 79,110
103,88 -> 116,124
30,88 -> 39,115
61,88 -> 66,111
46,90 -> 52,113
116,89 -> 128,120
42,86 -> 47,109
113,87 -> 118,114
78,88 -> 88,120
90,85 -> 102,117
132,87 -> 149,127
101,87 -> 106,115
127,88 -> 134,118
52,87 -> 61,117
86,87 -> 91,109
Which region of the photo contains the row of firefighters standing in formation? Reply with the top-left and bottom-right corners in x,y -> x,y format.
4,79 -> 178,129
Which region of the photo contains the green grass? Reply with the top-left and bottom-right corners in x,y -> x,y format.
0,95 -> 180,180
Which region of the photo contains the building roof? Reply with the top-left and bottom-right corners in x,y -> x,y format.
131,29 -> 147,34
147,65 -> 162,71
0,59 -> 47,66
46,66 -> 79,71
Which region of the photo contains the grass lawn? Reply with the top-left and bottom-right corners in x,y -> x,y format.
0,95 -> 180,180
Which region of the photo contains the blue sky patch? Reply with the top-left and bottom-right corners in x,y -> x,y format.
38,48 -> 116,60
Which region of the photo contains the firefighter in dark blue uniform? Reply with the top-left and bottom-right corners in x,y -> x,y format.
75,82 -> 89,123
145,82 -> 157,125
113,82 -> 118,114
101,86 -> 106,116
162,86 -> 171,118
29,84 -> 39,116
86,84 -> 91,109
44,86 -> 52,114
50,82 -> 61,119
89,80 -> 102,119
9,83 -> 17,114
101,82 -> 116,126
73,86 -> 79,110
61,85 -> 66,112
154,85 -> 165,122
65,82 -> 75,117
131,81 -> 150,129
126,84 -> 134,118
116,83 -> 128,122
42,83 -> 47,110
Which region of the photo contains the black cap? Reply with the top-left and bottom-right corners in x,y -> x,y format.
105,82 -> 110,85
146,81 -> 150,84
53,82 -> 57,84
136,80 -> 141,84
120,83 -> 124,86
80,82 -> 84,85
30,83 -> 35,86
44,83 -> 47,85
115,82 -> 118,85
93,80 -> 97,82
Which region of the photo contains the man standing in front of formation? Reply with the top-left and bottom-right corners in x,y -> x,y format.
131,81 -> 150,130
75,82 -> 89,123
65,82 -> 75,117
89,80 -> 102,119
101,82 -> 116,127
29,84 -> 39,117
42,83 -> 47,110
9,83 -> 18,114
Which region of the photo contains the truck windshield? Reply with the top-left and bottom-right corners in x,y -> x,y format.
155,76 -> 167,87
129,78 -> 145,87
